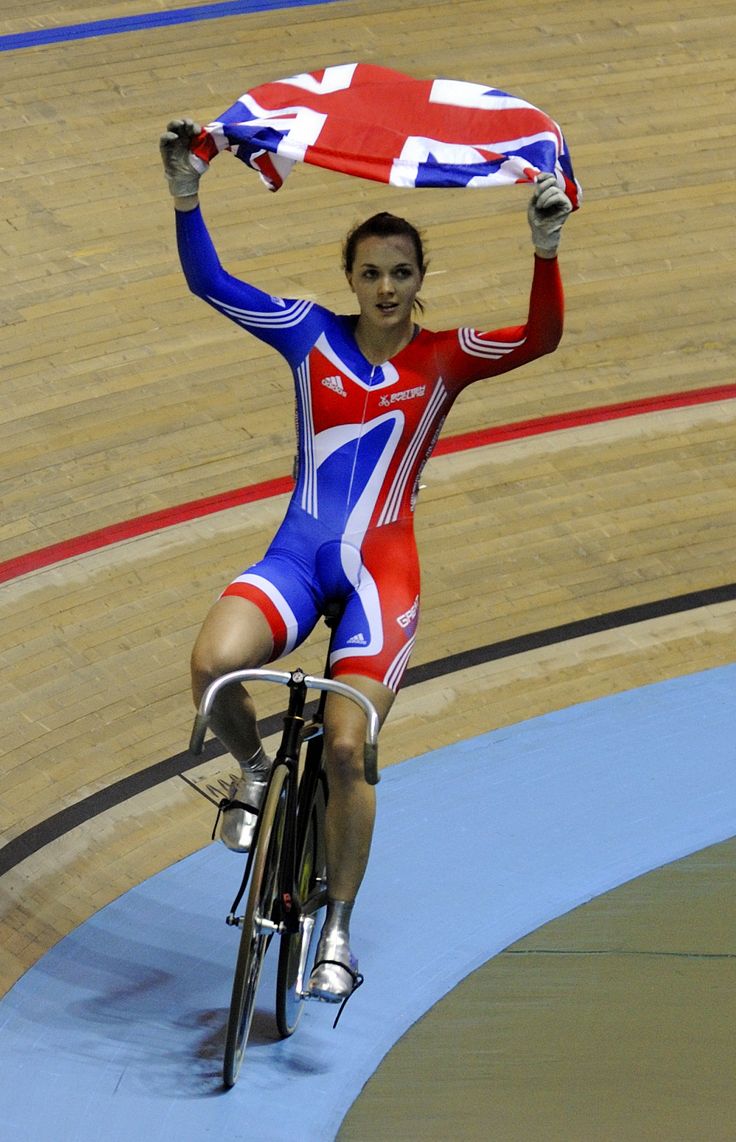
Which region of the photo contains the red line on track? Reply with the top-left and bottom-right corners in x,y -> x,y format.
2,383 -> 734,584
432,383 -> 736,455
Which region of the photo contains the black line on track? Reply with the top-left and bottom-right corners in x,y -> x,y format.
2,582 -> 735,877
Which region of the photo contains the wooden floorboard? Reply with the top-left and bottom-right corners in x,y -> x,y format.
1,0 -> 735,1134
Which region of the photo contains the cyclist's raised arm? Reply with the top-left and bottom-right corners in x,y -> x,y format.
160,118 -> 320,357
436,175 -> 572,391
495,172 -> 571,359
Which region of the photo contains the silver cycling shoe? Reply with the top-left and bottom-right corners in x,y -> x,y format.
216,766 -> 270,853
307,929 -> 361,1003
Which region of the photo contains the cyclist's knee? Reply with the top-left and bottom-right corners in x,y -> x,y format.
190,643 -> 219,705
189,636 -> 255,703
190,597 -> 274,704
325,732 -> 364,784
189,636 -> 248,706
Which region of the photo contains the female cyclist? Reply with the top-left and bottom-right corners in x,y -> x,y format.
160,117 -> 571,1003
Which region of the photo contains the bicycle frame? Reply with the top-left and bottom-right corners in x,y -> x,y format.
190,667 -> 380,929
189,666 -> 380,1080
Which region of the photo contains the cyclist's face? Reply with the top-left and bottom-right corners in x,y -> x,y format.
347,235 -> 424,329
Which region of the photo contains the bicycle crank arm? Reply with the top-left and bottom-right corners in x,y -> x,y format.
293,915 -> 317,997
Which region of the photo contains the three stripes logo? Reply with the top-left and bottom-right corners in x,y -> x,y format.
322,374 -> 347,397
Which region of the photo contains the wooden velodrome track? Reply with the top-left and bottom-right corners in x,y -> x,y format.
2,0 -> 735,1136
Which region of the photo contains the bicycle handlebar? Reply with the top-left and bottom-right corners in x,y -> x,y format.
189,668 -> 381,785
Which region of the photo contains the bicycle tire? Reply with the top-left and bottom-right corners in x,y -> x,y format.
223,763 -> 289,1087
275,777 -> 327,1037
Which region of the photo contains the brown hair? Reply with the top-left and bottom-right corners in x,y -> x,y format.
343,212 -> 427,274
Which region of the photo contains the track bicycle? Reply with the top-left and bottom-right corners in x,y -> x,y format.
189,652 -> 380,1088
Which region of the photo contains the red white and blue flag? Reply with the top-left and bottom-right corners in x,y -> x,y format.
190,62 -> 581,208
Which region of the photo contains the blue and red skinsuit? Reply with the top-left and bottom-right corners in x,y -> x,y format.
177,206 -> 563,690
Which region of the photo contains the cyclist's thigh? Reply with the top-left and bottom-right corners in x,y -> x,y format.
192,595 -> 275,683
329,522 -> 420,693
219,547 -> 321,660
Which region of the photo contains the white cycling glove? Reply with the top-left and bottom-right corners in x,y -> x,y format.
159,118 -> 204,198
527,171 -> 572,254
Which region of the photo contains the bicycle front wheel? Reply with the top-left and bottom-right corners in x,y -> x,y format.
223,764 -> 288,1088
275,777 -> 327,1037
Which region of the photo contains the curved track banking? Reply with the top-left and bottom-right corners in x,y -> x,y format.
2,578 -> 736,877
3,0 -> 735,1136
1,665 -> 734,1141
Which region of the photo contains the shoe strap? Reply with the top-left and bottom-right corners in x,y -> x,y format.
210,795 -> 261,842
311,959 -> 365,1029
222,794 -> 262,815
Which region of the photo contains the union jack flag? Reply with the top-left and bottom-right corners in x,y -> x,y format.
190,62 -> 581,208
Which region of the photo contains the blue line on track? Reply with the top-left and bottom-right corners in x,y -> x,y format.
0,0 -> 340,52
1,665 -> 734,1140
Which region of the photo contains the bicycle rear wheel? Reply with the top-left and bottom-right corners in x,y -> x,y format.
223,764 -> 288,1088
275,777 -> 327,1037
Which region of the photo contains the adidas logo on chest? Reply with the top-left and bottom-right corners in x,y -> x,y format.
321,374 -> 347,397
